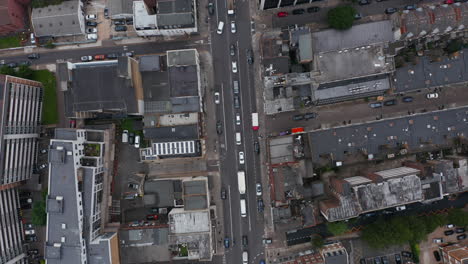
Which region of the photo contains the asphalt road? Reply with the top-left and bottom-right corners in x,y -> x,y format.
209,0 -> 266,263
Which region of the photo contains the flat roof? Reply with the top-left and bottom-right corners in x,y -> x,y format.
183,180 -> 207,210
143,124 -> 199,142
31,0 -> 83,37
143,180 -> 176,207
269,136 -> 294,164
167,49 -> 197,66
169,210 -> 210,234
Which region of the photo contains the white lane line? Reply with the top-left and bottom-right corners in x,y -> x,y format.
220,83 -> 228,151
228,185 -> 234,239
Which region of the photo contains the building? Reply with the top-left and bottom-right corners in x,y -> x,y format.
259,0 -> 317,10
133,0 -> 197,36
439,243 -> 468,264
321,242 -> 349,264
45,128 -> 120,263
0,75 -> 43,263
57,57 -> 144,118
0,0 -> 30,35
31,0 -> 85,37
108,0 -> 134,19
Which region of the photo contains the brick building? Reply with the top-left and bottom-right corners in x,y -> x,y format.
0,0 -> 30,35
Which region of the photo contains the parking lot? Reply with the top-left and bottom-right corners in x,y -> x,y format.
350,238 -> 412,264
420,225 -> 467,264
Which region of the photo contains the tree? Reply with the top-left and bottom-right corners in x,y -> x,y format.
407,215 -> 428,243
31,200 -> 46,226
16,65 -> 33,79
447,209 -> 468,227
326,221 -> 348,236
327,5 -> 356,30
45,40 -> 55,49
311,235 -> 324,249
446,39 -> 463,54
424,214 -> 446,233
0,65 -> 16,76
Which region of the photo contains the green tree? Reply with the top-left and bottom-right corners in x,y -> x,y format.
407,215 -> 428,243
31,200 -> 46,226
0,65 -> 16,76
327,5 -> 356,30
45,40 -> 55,49
311,235 -> 324,249
447,209 -> 468,227
424,214 -> 446,233
326,221 -> 348,236
446,39 -> 463,54
16,65 -> 33,79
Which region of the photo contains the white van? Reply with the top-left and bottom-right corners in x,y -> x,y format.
122,130 -> 128,143
236,132 -> 241,145
240,199 -> 247,217
30,33 -> 35,44
134,135 -> 140,148
217,21 -> 224,34
242,251 -> 248,264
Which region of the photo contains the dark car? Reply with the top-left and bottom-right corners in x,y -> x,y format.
257,199 -> 264,212
104,8 -> 109,18
307,6 -> 320,13
405,4 -> 417,10
445,230 -> 454,236
401,251 -> 412,258
293,114 -> 304,121
86,21 -> 98,27
28,249 -> 39,255
208,2 -> 214,15
304,112 -> 317,120
360,259 -> 366,264
254,141 -> 260,154
242,235 -> 248,246
359,0 -> 370,5
216,121 -> 223,135
234,95 -> 240,109
433,251 -> 441,261
7,62 -> 17,68
381,256 -> 389,264
385,7 -> 398,14
115,25 -> 127,31
129,132 -> 135,145
107,53 -> 119,59
126,19 -> 133,25
369,102 -> 383,108
224,237 -> 230,248
402,96 -> 413,103
246,49 -> 253,65
292,8 -> 305,15
354,13 -> 362,20
384,99 -> 396,106
394,254 -> 402,264
114,20 -> 126,25
221,187 -> 227,200
230,44 -> 236,56
456,227 -> 465,233
457,234 -> 467,240
25,235 -> 37,242
146,214 -> 158,220
373,257 -> 381,264
27,53 -> 40,59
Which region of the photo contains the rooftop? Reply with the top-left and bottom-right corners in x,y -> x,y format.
167,49 -> 198,66
269,136 -> 294,164
143,124 -> 199,142
31,0 -> 83,37
108,0 -> 134,17
183,180 -> 208,210
169,209 -> 210,234
143,180 -> 179,207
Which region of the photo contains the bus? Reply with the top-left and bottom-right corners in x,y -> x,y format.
252,113 -> 259,130
237,171 -> 246,194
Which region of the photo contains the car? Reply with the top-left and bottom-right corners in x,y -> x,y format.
246,49 -> 253,65
230,44 -> 236,56
456,227 -> 465,233
146,214 -> 158,220
20,61 -> 31,66
232,61 -> 238,73
214,92 -> 220,104
292,8 -> 305,15
385,7 -> 398,14
126,19 -> 133,25
25,229 -> 35,235
293,114 -> 304,121
81,55 -> 93,62
405,4 -> 417,10
20,191 -> 32,197
402,96 -> 413,103
304,112 -> 317,120
86,21 -> 98,27
262,238 -> 272,244
277,11 -> 288,17
86,34 -> 98,40
369,102 -> 383,108
445,230 -> 454,236
360,259 -> 366,264
257,198 -> 264,212
224,237 -> 230,248
28,249 -> 39,255
394,254 -> 402,264
86,27 -> 97,33
354,13 -> 362,20
107,53 -> 119,59
433,238 -> 443,243
114,20 -> 126,25
25,223 -> 33,230
457,234 -> 466,240
124,193 -> 138,200
39,164 -> 47,169
401,251 -> 412,258
129,132 -> 135,144
307,6 -> 320,13
239,151 -> 245,164
256,183 -> 262,196
94,54 -> 105,60
221,187 -> 227,200
115,25 -> 127,31
374,257 -> 381,264
381,256 -> 389,264
234,95 -> 240,108
235,113 -> 241,125
359,0 -> 370,5
7,62 -> 17,68
134,135 -> 140,148
242,235 -> 248,246
230,21 -> 236,33
30,33 -> 35,44
128,183 -> 139,189
254,141 -> 260,154
445,0 -> 454,3
216,121 -> 223,135
86,14 -> 97,20
20,197 -> 33,205
426,92 -> 439,99
121,51 -> 134,57
25,235 -> 37,242
433,251 -> 441,261
208,2 -> 214,15
104,8 -> 109,18
395,205 -> 406,211
69,119 -> 76,128
27,53 -> 40,59
384,99 -> 397,106
259,260 -> 266,264
447,224 -> 454,228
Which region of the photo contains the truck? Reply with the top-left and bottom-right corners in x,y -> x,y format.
252,113 -> 259,130
238,171 -> 246,194
240,199 -> 247,217
227,0 -> 235,15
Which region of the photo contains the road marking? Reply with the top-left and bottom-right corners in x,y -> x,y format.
228,185 -> 234,239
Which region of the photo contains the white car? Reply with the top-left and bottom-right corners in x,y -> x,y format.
447,224 -> 454,229
25,229 -> 35,235
134,135 -> 140,148
214,92 -> 220,104
232,61 -> 238,73
86,33 -> 98,40
86,14 -> 97,20
426,92 -> 439,99
81,56 -> 93,62
231,21 -> 236,33
256,183 -> 262,196
235,113 -> 241,125
86,27 -> 97,33
433,238 -> 443,243
395,205 -> 406,211
239,151 -> 245,164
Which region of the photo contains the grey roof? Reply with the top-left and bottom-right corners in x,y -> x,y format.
156,13 -> 194,27
321,195 -> 360,222
154,0 -> 195,27
143,180 -> 176,207
290,28 -> 312,63
262,57 -> 291,75
60,60 -> 139,117
167,49 -> 197,66
143,124 -> 199,142
169,66 -> 199,97
433,160 -> 460,194
171,96 -> 200,113
32,0 -> 84,37
311,20 -> 394,53
108,0 -> 135,17
139,55 -> 162,72
269,136 -> 294,164
157,0 -> 192,13
323,249 -> 348,264
183,180 -> 207,210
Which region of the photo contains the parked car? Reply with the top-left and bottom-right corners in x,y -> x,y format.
27,53 -> 40,59
254,141 -> 260,154
86,34 -> 98,40
25,229 -> 35,235
39,164 -> 47,170
374,257 -> 381,264
262,238 -> 272,244
401,251 -> 412,258
7,62 -> 17,68
394,254 -> 402,264
25,223 -> 33,229
447,224 -> 455,228
126,19 -> 133,25
128,132 -> 135,145
359,0 -> 370,5
81,55 -> 93,62
221,187 -> 227,200
239,151 -> 245,164
307,6 -> 320,13
86,27 -> 97,33
354,13 -> 362,20
445,230 -> 454,236
208,2 -> 214,15
405,4 -> 417,10
94,54 -> 105,60
28,249 -> 39,255
369,102 -> 383,108
134,135 -> 140,148
402,96 -> 413,103
114,20 -> 126,25
214,92 -> 220,104
277,11 -> 288,17
381,256 -> 389,264
395,205 -> 406,211
230,21 -> 236,33
292,114 -> 304,121
146,214 -> 158,220
20,191 -> 32,198
115,25 -> 127,32
234,95 -> 240,109
86,14 -> 97,20
433,238 -> 444,243
456,227 -> 465,233
107,53 -> 119,59
246,49 -> 253,65
128,183 -> 139,189
304,112 -> 317,120
104,8 -> 109,18
384,99 -> 397,106
230,44 -> 236,56
224,237 -> 230,248
86,21 -> 98,27
292,8 -> 305,15
433,251 -> 441,261
457,234 -> 466,240
256,183 -> 262,196
257,198 -> 264,212
216,121 -> 223,135
426,92 -> 439,99
232,61 -> 238,73
385,7 -> 398,14
25,235 -> 37,242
